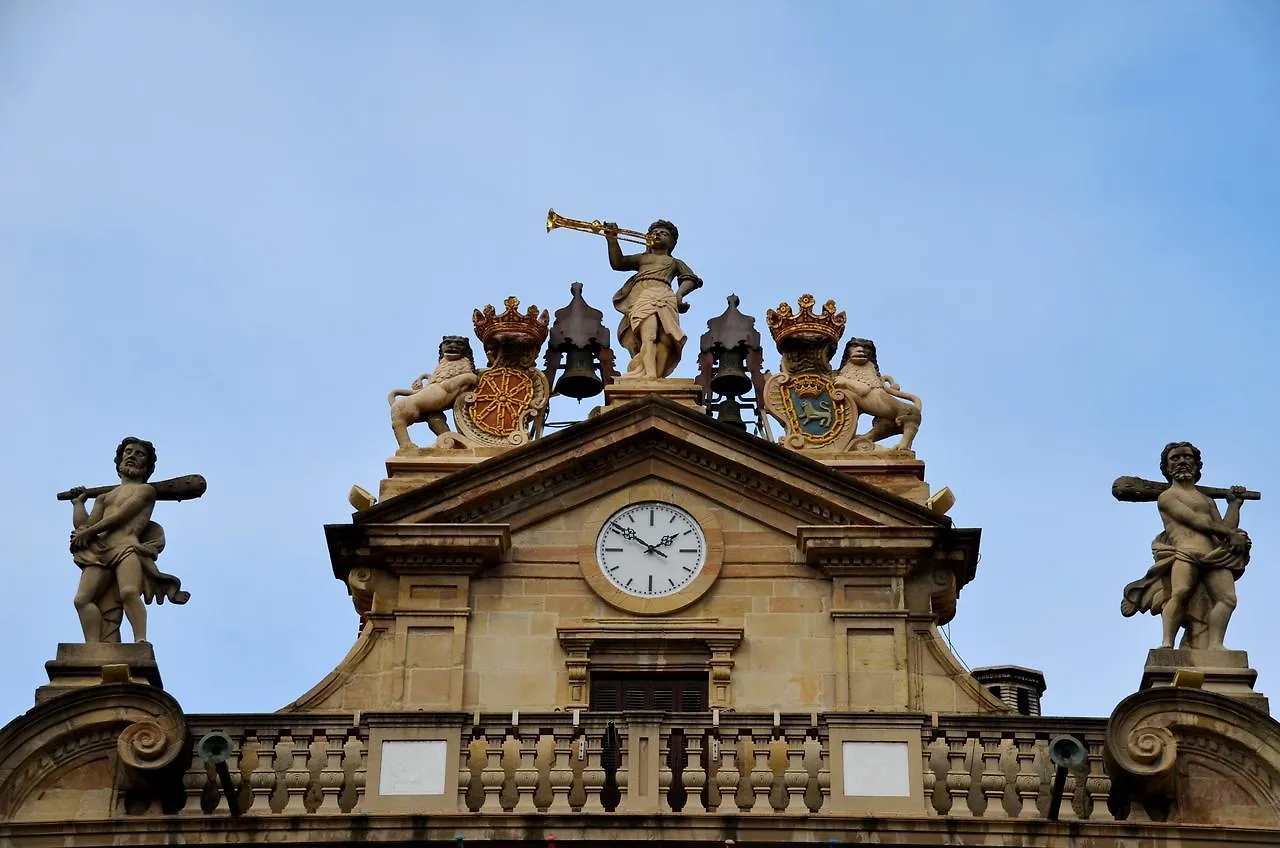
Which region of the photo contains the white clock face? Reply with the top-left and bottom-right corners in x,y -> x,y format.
595,501 -> 707,598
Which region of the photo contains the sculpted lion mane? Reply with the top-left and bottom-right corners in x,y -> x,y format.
388,335 -> 479,450
834,337 -> 922,452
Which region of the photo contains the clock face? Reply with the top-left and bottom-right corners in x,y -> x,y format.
595,501 -> 707,598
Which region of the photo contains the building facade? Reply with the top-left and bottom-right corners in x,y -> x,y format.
1,288 -> 1278,847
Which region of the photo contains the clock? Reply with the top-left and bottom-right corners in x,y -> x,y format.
578,490 -> 723,615
595,501 -> 707,598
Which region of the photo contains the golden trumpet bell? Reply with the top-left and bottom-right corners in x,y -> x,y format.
546,209 -> 650,246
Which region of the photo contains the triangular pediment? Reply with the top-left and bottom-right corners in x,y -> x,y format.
360,396 -> 948,533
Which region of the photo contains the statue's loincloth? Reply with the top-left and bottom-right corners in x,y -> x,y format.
1121,533 -> 1249,647
73,522 -> 190,607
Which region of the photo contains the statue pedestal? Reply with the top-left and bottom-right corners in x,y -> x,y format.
1140,647 -> 1269,714
604,378 -> 703,410
381,446 -> 509,501
37,642 -> 164,704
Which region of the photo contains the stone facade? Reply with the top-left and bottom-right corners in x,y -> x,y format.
3,392 -> 1279,846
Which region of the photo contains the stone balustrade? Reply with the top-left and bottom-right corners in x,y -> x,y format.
921,716 -> 1114,822
174,712 -> 1114,822
180,714 -> 367,816
459,712 -> 828,815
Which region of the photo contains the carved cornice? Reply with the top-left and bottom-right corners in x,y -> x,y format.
797,525 -> 938,573
327,523 -> 511,580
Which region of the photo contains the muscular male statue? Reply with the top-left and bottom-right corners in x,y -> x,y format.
1121,442 -> 1252,650
66,437 -> 190,643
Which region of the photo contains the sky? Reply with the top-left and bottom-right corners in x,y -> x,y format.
1,2 -> 1277,722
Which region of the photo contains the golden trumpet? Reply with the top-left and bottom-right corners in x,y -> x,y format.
546,209 -> 650,246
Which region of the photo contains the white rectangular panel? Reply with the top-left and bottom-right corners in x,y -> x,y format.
842,740 -> 910,797
379,740 -> 448,796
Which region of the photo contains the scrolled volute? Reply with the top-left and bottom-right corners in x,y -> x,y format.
1109,723 -> 1177,784
117,716 -> 187,773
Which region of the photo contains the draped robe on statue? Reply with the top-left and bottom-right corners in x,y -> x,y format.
612,256 -> 695,379
1121,531 -> 1250,649
73,521 -> 190,642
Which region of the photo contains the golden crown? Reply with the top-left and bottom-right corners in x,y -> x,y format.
765,294 -> 846,345
473,296 -> 550,347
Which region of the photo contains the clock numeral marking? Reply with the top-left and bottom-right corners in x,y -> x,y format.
627,513 -> 634,523
603,547 -> 623,552
669,514 -> 676,523
649,510 -> 654,526
681,566 -> 694,573
648,575 -> 653,593
678,548 -> 698,553
625,578 -> 633,588
668,577 -> 677,588
606,565 -> 619,572
682,529 -> 694,535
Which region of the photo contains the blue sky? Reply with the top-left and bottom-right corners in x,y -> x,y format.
1,2 -> 1277,721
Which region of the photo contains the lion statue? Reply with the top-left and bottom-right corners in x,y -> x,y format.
388,335 -> 478,450
833,338 -> 922,452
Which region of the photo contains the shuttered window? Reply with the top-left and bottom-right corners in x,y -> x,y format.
589,673 -> 708,712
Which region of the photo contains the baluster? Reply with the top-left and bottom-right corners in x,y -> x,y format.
499,729 -> 520,812
665,727 -> 689,812
1013,733 -> 1039,818
304,733 -> 325,813
683,731 -> 706,813
945,733 -> 969,815
733,730 -> 755,812
464,729 -> 487,812
567,729 -> 588,812
339,730 -> 363,813
767,730 -> 789,812
750,729 -> 772,813
999,738 -> 1021,817
978,733 -> 1004,818
964,736 -> 985,816
246,731 -> 275,815
1032,738 -> 1054,818
269,732 -> 293,813
802,731 -> 823,813
547,727 -> 574,813
926,735 -> 951,815
482,731 -> 505,812
600,721 -> 621,812
235,732 -> 259,815
1084,742 -> 1112,821
702,730 -> 723,812
533,728 -> 555,812
285,732 -> 312,813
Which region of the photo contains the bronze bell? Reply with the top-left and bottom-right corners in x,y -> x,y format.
554,348 -> 604,399
714,398 -> 746,430
709,348 -> 752,398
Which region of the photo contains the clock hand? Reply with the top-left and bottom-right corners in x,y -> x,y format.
609,523 -> 667,557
